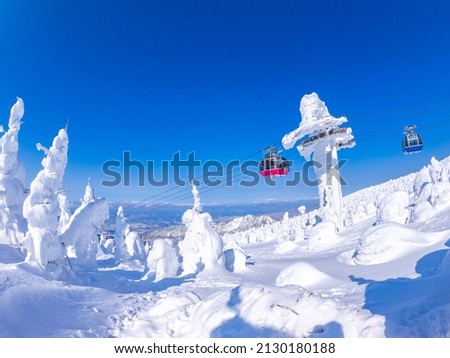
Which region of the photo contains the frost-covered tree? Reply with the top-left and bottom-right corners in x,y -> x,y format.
60,180 -> 109,270
282,93 -> 355,231
0,98 -> 27,245
376,191 -> 410,224
411,157 -> 450,221
179,182 -> 224,274
23,128 -> 69,268
57,192 -> 71,231
114,206 -> 129,261
192,179 -> 202,213
82,178 -> 95,205
144,239 -> 180,281
114,206 -> 146,262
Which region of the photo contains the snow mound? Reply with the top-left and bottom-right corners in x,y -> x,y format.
236,284 -> 385,338
273,241 -> 299,254
438,250 -> 450,274
412,201 -> 437,222
223,237 -> 249,272
0,244 -> 24,264
353,223 -> 446,265
224,248 -> 248,272
377,191 -> 410,224
275,262 -> 336,290
119,289 -> 235,338
120,283 -> 384,338
308,221 -> 336,241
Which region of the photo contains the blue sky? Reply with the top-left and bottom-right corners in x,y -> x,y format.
1,0 -> 450,203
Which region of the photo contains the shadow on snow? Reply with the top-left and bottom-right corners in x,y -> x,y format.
350,241 -> 450,337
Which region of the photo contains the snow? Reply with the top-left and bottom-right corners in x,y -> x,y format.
3,97 -> 450,338
0,98 -> 27,245
60,197 -> 109,270
282,93 -> 348,151
217,214 -> 275,234
114,206 -> 146,261
275,261 -> 338,290
179,182 -> 225,274
145,239 -> 180,281
22,128 -> 69,268
351,223 -> 450,265
376,191 -> 410,224
233,283 -> 385,338
282,93 -> 355,231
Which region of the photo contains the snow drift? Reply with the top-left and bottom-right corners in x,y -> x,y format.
352,223 -> 449,265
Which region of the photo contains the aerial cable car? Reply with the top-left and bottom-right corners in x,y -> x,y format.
402,125 -> 424,154
259,145 -> 290,177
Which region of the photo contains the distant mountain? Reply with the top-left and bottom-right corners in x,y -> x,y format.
106,198 -> 319,232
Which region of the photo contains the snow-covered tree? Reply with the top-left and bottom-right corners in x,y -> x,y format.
57,192 -> 71,231
114,206 -> 128,260
192,180 -> 202,213
376,191 -> 410,224
23,128 -> 69,268
114,206 -> 146,262
82,178 -> 95,205
60,180 -> 109,270
144,239 -> 180,281
282,93 -> 355,231
410,157 -> 450,222
179,182 -> 224,274
0,98 -> 27,245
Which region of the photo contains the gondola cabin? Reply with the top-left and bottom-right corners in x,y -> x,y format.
402,125 -> 424,154
259,150 -> 290,177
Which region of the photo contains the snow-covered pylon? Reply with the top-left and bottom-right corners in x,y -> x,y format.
0,98 -> 27,245
23,128 -> 69,268
179,182 -> 224,274
282,93 -> 355,231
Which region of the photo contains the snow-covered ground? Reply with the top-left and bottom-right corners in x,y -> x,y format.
1,97 -> 450,338
1,154 -> 450,337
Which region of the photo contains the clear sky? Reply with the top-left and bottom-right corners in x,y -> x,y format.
1,0 -> 450,204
